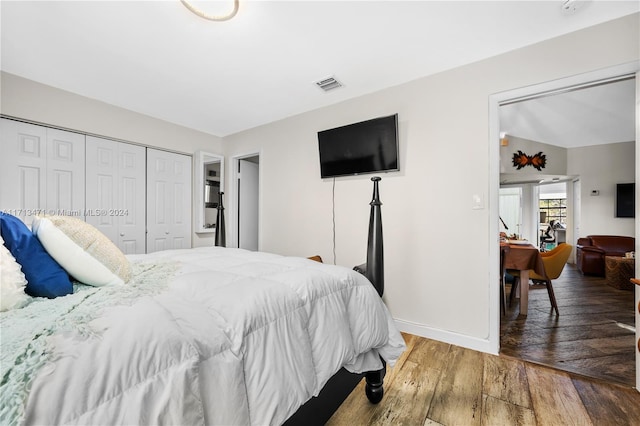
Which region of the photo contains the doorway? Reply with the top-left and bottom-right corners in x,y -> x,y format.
231,153 -> 260,251
490,62 -> 639,387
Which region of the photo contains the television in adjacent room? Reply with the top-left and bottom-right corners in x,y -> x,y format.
615,183 -> 635,218
317,114 -> 399,178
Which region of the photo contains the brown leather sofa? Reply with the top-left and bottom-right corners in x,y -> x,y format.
576,235 -> 635,276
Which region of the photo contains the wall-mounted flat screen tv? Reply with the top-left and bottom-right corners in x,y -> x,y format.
317,114 -> 399,178
616,183 -> 635,218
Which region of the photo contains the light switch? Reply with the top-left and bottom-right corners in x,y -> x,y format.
472,193 -> 484,210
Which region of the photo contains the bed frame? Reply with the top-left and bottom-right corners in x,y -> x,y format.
214,191 -> 226,247
287,177 -> 388,423
359,176 -> 387,404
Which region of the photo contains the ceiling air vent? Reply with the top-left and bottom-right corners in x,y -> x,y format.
315,76 -> 343,92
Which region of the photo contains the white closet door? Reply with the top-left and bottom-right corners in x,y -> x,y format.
118,143 -> 146,254
86,136 -> 146,254
86,136 -> 119,243
46,128 -> 85,218
146,148 -> 192,253
0,119 -> 47,225
0,119 -> 84,226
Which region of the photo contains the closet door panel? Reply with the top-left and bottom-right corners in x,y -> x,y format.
1,119 -> 47,225
146,148 -> 191,253
96,173 -> 115,228
86,136 -> 118,243
118,143 -> 146,254
86,136 -> 145,254
46,128 -> 85,217
172,154 -> 192,247
18,167 -> 43,217
148,162 -> 169,253
119,175 -> 145,254
48,169 -> 74,212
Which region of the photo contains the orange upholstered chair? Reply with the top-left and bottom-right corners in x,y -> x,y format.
509,243 -> 573,316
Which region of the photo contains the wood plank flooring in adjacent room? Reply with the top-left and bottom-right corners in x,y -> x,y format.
328,333 -> 640,425
500,263 -> 636,387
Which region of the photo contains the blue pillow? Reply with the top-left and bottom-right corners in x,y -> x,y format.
0,213 -> 73,298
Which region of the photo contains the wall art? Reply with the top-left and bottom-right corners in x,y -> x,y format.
512,150 -> 546,171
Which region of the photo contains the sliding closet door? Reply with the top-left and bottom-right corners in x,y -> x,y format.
146,148 -> 192,253
86,136 -> 146,254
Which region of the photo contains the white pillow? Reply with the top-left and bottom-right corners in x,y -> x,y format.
0,234 -> 30,311
32,216 -> 132,286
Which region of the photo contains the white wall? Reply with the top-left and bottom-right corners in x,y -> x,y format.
0,71 -> 224,247
568,141 -> 635,238
223,14 -> 639,351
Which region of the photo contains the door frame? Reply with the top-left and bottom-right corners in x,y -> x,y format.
488,61 -> 639,381
229,151 -> 261,249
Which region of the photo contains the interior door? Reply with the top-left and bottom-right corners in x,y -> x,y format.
146,148 -> 192,253
238,158 -> 259,251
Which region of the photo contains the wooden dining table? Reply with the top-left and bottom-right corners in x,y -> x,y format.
501,241 -> 546,315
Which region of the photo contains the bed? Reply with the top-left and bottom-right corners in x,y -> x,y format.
0,212 -> 405,425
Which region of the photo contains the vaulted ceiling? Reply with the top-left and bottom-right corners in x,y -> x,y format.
500,77 -> 635,149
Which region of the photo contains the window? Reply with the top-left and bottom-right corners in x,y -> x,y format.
539,198 -> 566,225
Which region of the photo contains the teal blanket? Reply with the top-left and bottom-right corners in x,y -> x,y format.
0,260 -> 179,425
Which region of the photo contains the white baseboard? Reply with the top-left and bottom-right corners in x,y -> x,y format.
394,319 -> 498,355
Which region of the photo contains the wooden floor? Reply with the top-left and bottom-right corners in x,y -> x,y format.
500,263 -> 636,387
328,333 -> 640,425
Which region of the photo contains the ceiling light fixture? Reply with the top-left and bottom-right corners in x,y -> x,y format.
181,0 -> 239,22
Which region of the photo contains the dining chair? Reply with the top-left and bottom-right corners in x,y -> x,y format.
509,243 -> 573,316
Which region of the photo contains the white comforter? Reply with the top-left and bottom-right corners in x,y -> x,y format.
20,247 -> 405,425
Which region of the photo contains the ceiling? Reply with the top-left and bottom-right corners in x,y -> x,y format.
499,77 -> 636,148
1,1 -> 638,138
